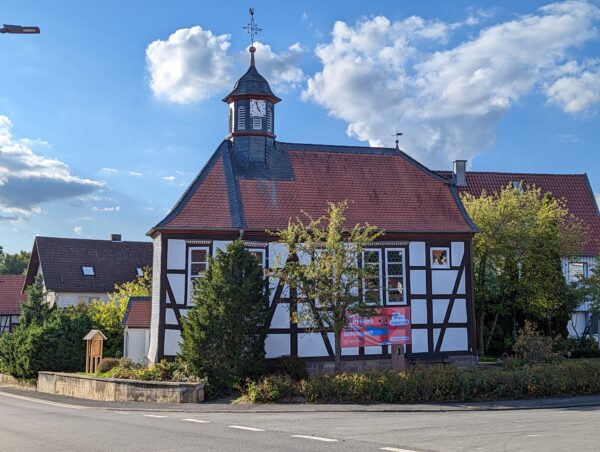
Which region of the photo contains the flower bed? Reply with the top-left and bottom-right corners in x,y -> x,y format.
242,359 -> 600,404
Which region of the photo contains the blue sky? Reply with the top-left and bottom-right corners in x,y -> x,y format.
1,0 -> 599,252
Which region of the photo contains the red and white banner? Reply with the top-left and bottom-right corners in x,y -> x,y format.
341,307 -> 411,348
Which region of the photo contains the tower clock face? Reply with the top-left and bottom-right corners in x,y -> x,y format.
249,99 -> 266,117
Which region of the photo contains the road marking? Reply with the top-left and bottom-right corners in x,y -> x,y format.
380,448 -> 419,452
0,390 -> 84,410
113,411 -> 130,415
228,425 -> 265,432
182,418 -> 210,424
291,434 -> 338,442
144,414 -> 167,418
527,434 -> 540,437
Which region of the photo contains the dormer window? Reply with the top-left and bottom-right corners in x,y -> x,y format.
82,266 -> 95,276
511,180 -> 524,192
237,106 -> 246,130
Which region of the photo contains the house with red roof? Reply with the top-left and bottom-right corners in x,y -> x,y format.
0,275 -> 26,333
122,296 -> 151,364
437,171 -> 600,339
146,47 -> 478,368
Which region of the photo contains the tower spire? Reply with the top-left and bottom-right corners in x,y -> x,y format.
392,131 -> 403,150
243,8 -> 262,66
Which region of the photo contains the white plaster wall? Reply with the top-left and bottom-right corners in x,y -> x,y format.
166,239 -> 186,270
54,292 -> 108,307
432,299 -> 450,323
167,273 -> 185,305
212,240 -> 230,255
409,242 -> 426,266
124,328 -> 149,364
435,327 -> 468,352
265,334 -> 290,358
147,234 -> 162,364
270,303 -> 290,328
165,308 -> 178,325
449,299 -> 467,323
410,270 -> 426,295
411,299 -> 427,324
411,329 -> 428,353
451,242 -> 464,266
568,312 -> 588,337
164,329 -> 181,356
431,270 -> 458,295
298,332 -> 334,357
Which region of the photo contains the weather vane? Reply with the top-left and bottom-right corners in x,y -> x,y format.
392,131 -> 403,150
243,8 -> 262,47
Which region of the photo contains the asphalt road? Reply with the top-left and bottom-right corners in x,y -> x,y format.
1,390 -> 599,451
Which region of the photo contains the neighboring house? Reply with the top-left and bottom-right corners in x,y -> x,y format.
146,47 -> 479,368
122,296 -> 151,364
438,171 -> 600,339
0,275 -> 26,333
23,235 -> 153,307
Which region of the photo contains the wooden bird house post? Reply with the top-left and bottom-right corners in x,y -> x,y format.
83,329 -> 107,373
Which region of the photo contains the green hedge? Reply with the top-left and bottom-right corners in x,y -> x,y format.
243,360 -> 600,403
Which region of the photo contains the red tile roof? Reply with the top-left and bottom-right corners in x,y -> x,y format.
0,275 -> 26,316
122,297 -> 151,328
154,141 -> 476,235
443,172 -> 600,256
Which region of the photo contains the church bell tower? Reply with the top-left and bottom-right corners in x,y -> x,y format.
223,11 -> 280,166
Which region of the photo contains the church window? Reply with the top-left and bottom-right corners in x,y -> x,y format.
188,247 -> 209,301
362,249 -> 382,304
237,106 -> 246,130
385,249 -> 406,305
253,117 -> 262,130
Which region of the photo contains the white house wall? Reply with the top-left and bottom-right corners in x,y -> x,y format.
151,237 -> 474,362
124,327 -> 150,364
147,234 -> 162,363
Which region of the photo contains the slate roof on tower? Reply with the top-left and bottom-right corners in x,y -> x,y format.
223,49 -> 280,102
437,171 -> 600,256
150,140 -> 477,235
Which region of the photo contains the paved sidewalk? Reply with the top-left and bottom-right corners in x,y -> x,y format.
1,384 -> 600,413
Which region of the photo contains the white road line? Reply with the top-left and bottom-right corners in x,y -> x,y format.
0,390 -> 85,410
144,414 -> 167,418
380,447 -> 419,452
291,434 -> 338,442
228,425 -> 265,432
113,411 -> 130,415
182,418 -> 210,424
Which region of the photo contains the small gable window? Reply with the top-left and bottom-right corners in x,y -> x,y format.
511,180 -> 524,192
82,266 -> 95,276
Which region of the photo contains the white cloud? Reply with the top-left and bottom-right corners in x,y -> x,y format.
146,26 -> 233,103
146,26 -> 305,103
0,116 -> 103,216
247,42 -> 305,90
92,206 -> 120,212
545,61 -> 600,113
100,167 -> 118,175
73,226 -> 83,236
163,175 -> 176,183
303,1 -> 600,166
128,171 -> 143,177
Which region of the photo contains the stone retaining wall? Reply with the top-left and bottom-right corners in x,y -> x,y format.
37,372 -> 204,403
0,373 -> 37,390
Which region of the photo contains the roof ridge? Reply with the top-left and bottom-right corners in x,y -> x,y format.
436,170 -> 588,177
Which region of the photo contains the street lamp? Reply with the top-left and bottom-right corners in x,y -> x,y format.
0,24 -> 40,34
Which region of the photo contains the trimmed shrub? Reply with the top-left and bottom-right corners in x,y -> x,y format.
266,356 -> 309,381
106,359 -> 197,383
512,322 -> 560,365
243,360 -> 600,404
96,358 -> 120,374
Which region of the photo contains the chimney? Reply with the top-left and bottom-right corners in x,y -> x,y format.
453,160 -> 467,187
111,234 -> 122,242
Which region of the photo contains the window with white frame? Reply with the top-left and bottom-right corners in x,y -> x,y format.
430,247 -> 450,269
188,247 -> 209,300
568,262 -> 588,283
82,266 -> 94,276
362,249 -> 382,304
385,249 -> 406,305
248,248 -> 266,269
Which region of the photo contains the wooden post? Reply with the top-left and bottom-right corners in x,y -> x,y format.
391,344 -> 407,371
83,330 -> 107,374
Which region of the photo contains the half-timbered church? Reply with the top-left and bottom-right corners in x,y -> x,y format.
147,43 -> 479,368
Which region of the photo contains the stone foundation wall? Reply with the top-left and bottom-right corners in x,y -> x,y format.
37,372 -> 204,403
305,355 -> 477,376
0,373 -> 37,390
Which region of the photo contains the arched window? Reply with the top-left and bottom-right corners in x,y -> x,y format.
237,106 -> 246,130
267,107 -> 272,133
